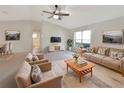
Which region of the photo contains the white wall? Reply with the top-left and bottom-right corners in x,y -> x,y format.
0,20 -> 72,53
0,21 -> 34,52
72,16 -> 124,49
41,21 -> 72,52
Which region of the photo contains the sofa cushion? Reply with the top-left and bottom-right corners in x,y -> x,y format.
110,50 -> 118,60
42,70 -> 56,81
15,61 -> 32,88
97,47 -> 109,55
89,54 -> 105,63
102,57 -> 121,70
37,54 -> 44,60
86,47 -> 94,53
31,65 -> 42,83
93,47 -> 99,53
83,53 -> 93,59
117,52 -> 124,60
25,58 -> 30,62
26,53 -> 33,61
109,48 -> 124,56
109,49 -> 124,60
32,55 -> 39,61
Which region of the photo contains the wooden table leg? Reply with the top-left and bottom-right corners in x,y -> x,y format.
67,64 -> 68,72
79,73 -> 82,83
91,68 -> 93,77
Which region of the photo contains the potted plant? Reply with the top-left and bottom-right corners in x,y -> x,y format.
67,39 -> 73,51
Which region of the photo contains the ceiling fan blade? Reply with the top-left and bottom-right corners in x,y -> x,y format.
48,15 -> 53,19
60,13 -> 70,16
42,11 -> 53,14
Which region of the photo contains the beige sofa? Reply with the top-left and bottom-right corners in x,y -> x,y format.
15,61 -> 63,88
83,47 -> 124,75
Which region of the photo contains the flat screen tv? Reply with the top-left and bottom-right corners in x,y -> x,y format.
103,30 -> 124,44
51,37 -> 61,43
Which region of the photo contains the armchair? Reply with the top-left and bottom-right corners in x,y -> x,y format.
15,61 -> 63,88
25,53 -> 49,65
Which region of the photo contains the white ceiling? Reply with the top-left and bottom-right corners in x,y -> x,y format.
0,5 -> 124,29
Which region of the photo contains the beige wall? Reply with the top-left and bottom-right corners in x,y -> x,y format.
72,16 -> 124,49
41,21 -> 72,52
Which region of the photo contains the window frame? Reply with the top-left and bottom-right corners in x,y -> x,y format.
74,30 -> 91,47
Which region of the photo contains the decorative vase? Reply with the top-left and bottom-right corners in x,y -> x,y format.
74,58 -> 78,63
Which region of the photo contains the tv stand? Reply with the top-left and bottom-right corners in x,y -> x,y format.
49,44 -> 65,52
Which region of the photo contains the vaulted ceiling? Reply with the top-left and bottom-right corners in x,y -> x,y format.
0,5 -> 124,29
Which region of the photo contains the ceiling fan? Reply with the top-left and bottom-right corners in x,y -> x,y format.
42,5 -> 70,20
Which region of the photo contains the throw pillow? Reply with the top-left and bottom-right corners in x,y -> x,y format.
26,53 -> 33,61
110,51 -> 118,60
97,48 -> 106,55
31,65 -> 42,83
117,52 -> 124,60
32,55 -> 39,61
121,57 -> 124,62
86,47 -> 94,53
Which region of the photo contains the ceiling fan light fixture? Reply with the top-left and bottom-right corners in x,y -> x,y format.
43,5 -> 70,20
53,15 -> 59,19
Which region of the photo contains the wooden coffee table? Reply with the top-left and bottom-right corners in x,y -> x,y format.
65,59 -> 95,83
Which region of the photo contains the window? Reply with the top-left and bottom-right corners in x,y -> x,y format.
82,30 -> 91,43
74,30 -> 91,48
75,32 -> 81,43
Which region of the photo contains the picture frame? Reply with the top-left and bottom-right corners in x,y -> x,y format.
103,30 -> 124,44
5,30 -> 20,41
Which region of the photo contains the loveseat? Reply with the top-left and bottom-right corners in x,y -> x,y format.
83,47 -> 124,76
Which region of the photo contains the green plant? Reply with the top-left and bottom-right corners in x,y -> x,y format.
72,53 -> 79,61
67,39 -> 73,47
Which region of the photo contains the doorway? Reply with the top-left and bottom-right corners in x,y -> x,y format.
32,31 -> 41,52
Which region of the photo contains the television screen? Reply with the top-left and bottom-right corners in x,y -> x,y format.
103,30 -> 123,44
51,37 -> 61,43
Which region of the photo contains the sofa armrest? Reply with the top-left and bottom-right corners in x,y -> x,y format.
28,59 -> 49,65
120,57 -> 124,71
37,62 -> 52,72
37,54 -> 44,59
27,75 -> 63,88
37,54 -> 48,60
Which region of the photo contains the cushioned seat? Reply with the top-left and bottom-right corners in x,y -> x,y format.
88,53 -> 105,63
42,70 -> 56,81
102,57 -> 121,71
84,53 -> 105,63
83,53 -> 93,59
